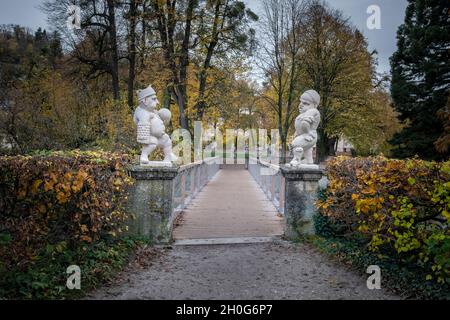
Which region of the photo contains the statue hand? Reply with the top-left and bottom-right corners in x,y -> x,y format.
303,116 -> 314,124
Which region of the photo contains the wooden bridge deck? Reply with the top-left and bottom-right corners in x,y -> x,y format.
172,167 -> 284,240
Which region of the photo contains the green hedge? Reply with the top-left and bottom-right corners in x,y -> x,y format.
308,222 -> 449,299
315,156 -> 450,298
0,150 -> 139,299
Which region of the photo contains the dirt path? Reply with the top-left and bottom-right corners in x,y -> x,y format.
87,240 -> 400,300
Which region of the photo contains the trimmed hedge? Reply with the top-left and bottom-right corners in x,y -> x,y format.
308,220 -> 450,299
317,156 -> 450,288
0,150 -> 135,298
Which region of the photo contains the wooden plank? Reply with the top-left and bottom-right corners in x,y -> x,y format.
172,169 -> 285,240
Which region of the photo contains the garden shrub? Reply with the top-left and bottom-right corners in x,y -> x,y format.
306,232 -> 449,299
313,213 -> 356,241
0,150 -> 135,298
317,156 -> 450,286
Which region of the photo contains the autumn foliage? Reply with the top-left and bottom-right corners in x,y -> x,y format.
0,150 -> 134,275
317,156 -> 450,284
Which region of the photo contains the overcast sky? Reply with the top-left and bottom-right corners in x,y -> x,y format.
245,0 -> 409,75
0,0 -> 408,74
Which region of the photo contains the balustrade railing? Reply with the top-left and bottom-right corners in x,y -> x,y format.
173,157 -> 220,214
248,157 -> 285,214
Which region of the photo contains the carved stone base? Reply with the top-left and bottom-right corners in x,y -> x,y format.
139,160 -> 173,167
287,163 -> 319,170
280,165 -> 323,238
126,165 -> 178,243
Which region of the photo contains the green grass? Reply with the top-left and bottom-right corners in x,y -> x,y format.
0,235 -> 151,300
297,231 -> 450,300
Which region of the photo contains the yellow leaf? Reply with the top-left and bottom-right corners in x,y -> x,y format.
44,180 -> 55,192
56,191 -> 69,204
77,170 -> 88,180
31,179 -> 43,195
361,205 -> 369,214
72,180 -> 84,193
64,172 -> 72,180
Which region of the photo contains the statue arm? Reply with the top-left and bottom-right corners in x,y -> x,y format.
315,110 -> 321,124
303,109 -> 319,124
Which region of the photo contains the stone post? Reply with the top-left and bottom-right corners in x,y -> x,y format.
280,165 -> 323,239
127,165 -> 178,243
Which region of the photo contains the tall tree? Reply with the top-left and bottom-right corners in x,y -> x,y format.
390,0 -> 450,160
106,0 -> 121,100
258,0 -> 309,163
300,2 -> 376,161
151,0 -> 197,130
126,0 -> 139,107
257,1 -> 398,161
42,0 -> 122,100
0,25 -> 97,153
193,0 -> 257,120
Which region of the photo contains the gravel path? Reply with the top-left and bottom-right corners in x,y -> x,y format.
87,240 -> 400,300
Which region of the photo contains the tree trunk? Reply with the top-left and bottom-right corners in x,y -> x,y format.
152,0 -> 195,131
127,0 -> 137,108
283,61 -> 297,164
174,86 -> 189,130
162,85 -> 171,110
316,127 -> 336,163
195,72 -> 208,120
176,0 -> 195,130
107,0 -> 120,101
194,0 -> 222,121
280,135 -> 287,164
141,0 -> 148,68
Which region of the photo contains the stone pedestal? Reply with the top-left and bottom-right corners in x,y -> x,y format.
127,165 -> 178,243
280,165 -> 323,238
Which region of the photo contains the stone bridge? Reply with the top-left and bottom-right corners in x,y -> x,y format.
127,157 -> 324,244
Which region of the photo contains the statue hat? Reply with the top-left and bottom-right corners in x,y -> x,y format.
137,85 -> 156,101
302,89 -> 320,106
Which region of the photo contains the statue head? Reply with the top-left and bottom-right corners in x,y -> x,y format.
299,89 -> 320,112
137,85 -> 159,110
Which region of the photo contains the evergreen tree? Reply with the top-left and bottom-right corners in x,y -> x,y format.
390,0 -> 450,160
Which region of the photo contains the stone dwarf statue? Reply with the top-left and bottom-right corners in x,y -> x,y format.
288,89 -> 321,167
133,85 -> 178,165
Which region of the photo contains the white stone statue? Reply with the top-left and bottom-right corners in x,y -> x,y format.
133,85 -> 178,166
288,89 -> 321,168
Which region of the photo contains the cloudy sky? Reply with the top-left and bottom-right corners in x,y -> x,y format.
245,0 -> 409,75
0,0 -> 408,74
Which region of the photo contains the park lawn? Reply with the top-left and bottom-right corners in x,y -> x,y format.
297,232 -> 450,300
0,235 -> 151,300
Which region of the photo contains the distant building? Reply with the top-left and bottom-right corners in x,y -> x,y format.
336,136 -> 354,156
0,134 -> 14,151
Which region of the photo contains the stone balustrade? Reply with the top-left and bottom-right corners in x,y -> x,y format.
248,157 -> 285,214
126,157 -> 220,243
248,157 -> 324,239
173,157 -> 220,213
